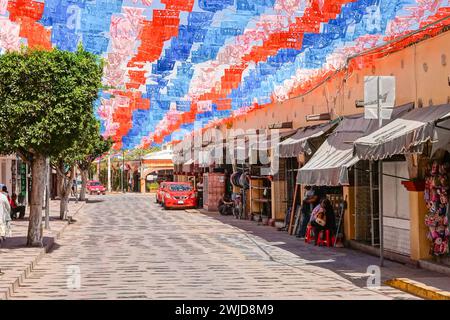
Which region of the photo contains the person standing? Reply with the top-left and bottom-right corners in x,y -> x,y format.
1,186 -> 11,213
0,190 -> 11,242
196,177 -> 204,209
128,177 -> 133,192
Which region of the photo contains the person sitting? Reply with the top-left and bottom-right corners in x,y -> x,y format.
308,199 -> 336,245
218,194 -> 233,215
297,186 -> 320,238
10,193 -> 26,220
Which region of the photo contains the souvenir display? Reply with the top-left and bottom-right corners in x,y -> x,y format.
424,160 -> 450,256
0,1 -> 449,149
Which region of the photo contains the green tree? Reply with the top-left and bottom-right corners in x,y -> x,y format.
123,146 -> 161,161
0,47 -> 103,246
52,116 -> 110,218
77,131 -> 112,201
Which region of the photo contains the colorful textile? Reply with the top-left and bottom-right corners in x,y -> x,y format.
0,0 -> 449,149
424,160 -> 450,256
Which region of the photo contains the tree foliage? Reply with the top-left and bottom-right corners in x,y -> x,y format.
122,146 -> 161,161
0,46 -> 103,245
52,115 -> 111,170
0,46 -> 103,159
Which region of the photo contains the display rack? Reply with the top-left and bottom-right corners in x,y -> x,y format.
249,176 -> 271,222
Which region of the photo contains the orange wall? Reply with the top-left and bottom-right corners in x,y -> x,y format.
222,31 -> 450,133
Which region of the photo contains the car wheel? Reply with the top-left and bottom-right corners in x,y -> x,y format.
163,201 -> 168,210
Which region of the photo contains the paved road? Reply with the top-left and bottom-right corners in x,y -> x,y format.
11,194 -> 416,299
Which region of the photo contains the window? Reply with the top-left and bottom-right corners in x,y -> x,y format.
169,184 -> 192,192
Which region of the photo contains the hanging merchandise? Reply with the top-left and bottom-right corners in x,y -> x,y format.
424,160 -> 450,257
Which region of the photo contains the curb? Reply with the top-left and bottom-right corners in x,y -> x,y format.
418,260 -> 450,277
1,202 -> 86,300
385,278 -> 450,300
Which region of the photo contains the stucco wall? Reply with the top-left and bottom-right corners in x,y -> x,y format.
0,156 -> 15,194
224,31 -> 450,133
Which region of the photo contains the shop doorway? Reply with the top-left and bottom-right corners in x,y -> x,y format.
354,160 -> 380,247
285,157 -> 299,206
132,170 -> 140,192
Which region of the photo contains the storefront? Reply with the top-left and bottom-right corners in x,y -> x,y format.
278,122 -> 338,224
296,104 -> 413,244
354,103 -> 450,263
0,154 -> 28,204
247,129 -> 297,224
0,155 -> 16,194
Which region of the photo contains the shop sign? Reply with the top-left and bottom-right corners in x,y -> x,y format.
364,76 -> 395,120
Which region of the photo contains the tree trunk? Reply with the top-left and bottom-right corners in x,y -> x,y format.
27,153 -> 46,247
60,194 -> 68,220
58,164 -> 74,220
57,172 -> 64,199
79,169 -> 88,201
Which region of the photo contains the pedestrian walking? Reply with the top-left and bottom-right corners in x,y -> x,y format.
1,186 -> 12,217
0,189 -> 11,243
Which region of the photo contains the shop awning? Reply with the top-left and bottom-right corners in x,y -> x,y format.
297,103 -> 414,186
226,132 -> 259,163
199,145 -> 214,168
182,159 -> 195,172
354,103 -> 450,160
278,122 -> 337,158
143,149 -> 173,161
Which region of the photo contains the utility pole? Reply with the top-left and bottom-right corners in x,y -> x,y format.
97,158 -> 101,181
363,75 -> 394,268
377,76 -> 384,267
140,155 -> 144,194
107,152 -> 111,192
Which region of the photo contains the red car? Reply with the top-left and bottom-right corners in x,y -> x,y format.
161,182 -> 197,209
87,180 -> 106,195
156,182 -> 167,204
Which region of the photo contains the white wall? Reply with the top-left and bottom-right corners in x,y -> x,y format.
0,156 -> 14,193
382,161 -> 411,256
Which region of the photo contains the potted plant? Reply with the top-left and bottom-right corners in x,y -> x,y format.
401,178 -> 425,192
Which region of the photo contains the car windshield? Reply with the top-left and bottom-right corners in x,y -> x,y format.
168,184 -> 192,192
90,182 -> 101,186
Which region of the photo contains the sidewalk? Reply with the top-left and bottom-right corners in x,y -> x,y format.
0,198 -> 85,300
201,210 -> 450,300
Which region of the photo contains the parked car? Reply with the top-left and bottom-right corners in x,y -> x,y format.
86,180 -> 106,195
156,182 -> 168,204
161,182 -> 197,210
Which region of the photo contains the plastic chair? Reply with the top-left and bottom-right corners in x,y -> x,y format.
305,225 -> 315,244
316,230 -> 334,247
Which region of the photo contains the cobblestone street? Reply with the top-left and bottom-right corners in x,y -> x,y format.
9,194 -> 420,300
